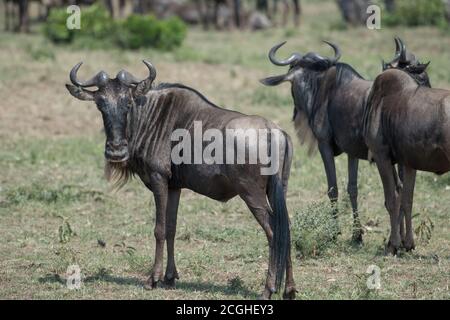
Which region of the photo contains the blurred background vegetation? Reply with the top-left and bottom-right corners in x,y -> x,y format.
3,0 -> 450,50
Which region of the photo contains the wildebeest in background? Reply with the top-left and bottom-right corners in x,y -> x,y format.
260,38 -> 429,245
363,44 -> 449,255
4,0 -> 29,32
261,40 -> 371,243
256,0 -> 301,26
65,61 -> 296,299
3,0 -> 95,32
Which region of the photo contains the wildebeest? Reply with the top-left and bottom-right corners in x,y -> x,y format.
65,61 -> 296,299
381,38 -> 432,251
363,45 -> 449,255
261,40 -> 372,243
260,39 -> 430,245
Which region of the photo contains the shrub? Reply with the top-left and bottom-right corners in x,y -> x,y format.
157,17 -> 187,50
116,15 -> 186,50
75,3 -> 114,40
384,0 -> 447,27
43,4 -> 115,47
116,15 -> 161,50
43,5 -> 187,51
292,201 -> 340,258
43,8 -> 74,43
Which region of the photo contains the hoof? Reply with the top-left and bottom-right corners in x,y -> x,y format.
259,287 -> 275,300
143,281 -> 157,290
385,242 -> 399,256
402,241 -> 415,252
283,287 -> 297,300
163,275 -> 178,290
351,232 -> 363,245
143,275 -> 163,290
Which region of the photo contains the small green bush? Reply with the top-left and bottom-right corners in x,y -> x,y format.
292,201 -> 340,258
76,4 -> 114,40
384,0 -> 447,27
116,15 -> 160,50
116,15 -> 186,50
44,4 -> 114,47
44,8 -> 74,43
157,17 -> 187,50
43,5 -> 186,50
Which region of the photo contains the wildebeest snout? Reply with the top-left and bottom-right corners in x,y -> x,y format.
105,139 -> 129,162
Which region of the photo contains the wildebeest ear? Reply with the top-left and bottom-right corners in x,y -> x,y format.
65,84 -> 95,101
259,74 -> 288,86
410,61 -> 431,74
133,79 -> 152,97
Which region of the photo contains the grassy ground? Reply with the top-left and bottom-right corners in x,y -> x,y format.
0,0 -> 449,299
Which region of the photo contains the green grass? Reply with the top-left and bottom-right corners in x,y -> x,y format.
0,0 -> 449,299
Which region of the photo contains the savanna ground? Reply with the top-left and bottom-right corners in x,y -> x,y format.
0,0 -> 449,299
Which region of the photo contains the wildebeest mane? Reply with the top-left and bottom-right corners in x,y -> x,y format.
155,82 -> 227,111
335,62 -> 365,84
395,68 -> 431,88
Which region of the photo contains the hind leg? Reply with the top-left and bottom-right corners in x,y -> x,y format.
239,189 -> 277,299
397,165 -> 406,244
400,166 -> 416,251
248,204 -> 276,299
374,156 -> 402,255
283,246 -> 296,300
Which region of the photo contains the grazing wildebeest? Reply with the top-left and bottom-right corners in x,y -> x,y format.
363,45 -> 448,255
261,40 -> 371,243
260,39 -> 430,245
65,61 -> 296,299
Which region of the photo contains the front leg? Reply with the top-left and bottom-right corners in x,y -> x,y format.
348,156 -> 363,244
318,143 -> 338,218
164,188 -> 181,289
144,172 -> 169,290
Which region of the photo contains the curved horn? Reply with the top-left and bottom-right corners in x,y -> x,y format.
268,41 -> 302,66
117,60 -> 157,90
143,59 -> 157,83
70,62 -> 109,88
116,69 -> 142,86
323,41 -> 341,64
384,37 -> 402,66
132,60 -> 158,96
398,37 -> 408,63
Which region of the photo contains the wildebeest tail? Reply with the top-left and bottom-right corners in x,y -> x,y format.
266,135 -> 291,292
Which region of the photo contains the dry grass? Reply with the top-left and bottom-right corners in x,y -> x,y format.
0,0 -> 449,299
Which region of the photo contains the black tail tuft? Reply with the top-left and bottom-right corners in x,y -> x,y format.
267,174 -> 290,292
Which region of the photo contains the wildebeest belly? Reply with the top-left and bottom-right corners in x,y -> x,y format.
170,163 -> 238,201
387,105 -> 450,174
395,144 -> 450,174
333,133 -> 368,160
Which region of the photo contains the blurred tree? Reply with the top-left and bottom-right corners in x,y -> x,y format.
385,0 -> 395,12
4,0 -> 29,32
196,0 -> 241,29
445,0 -> 450,23
336,0 -> 372,25
256,0 -> 301,26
